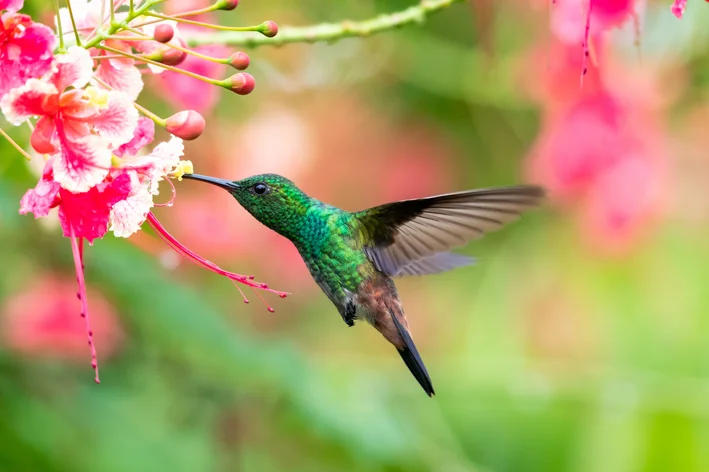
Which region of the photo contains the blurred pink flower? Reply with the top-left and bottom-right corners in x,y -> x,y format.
153,44 -> 229,114
1,275 -> 124,362
527,91 -> 666,254
550,0 -> 636,44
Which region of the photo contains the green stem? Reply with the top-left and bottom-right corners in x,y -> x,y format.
145,11 -> 265,33
184,0 -> 466,48
54,0 -> 65,50
65,0 -> 83,46
82,0 -> 158,49
97,44 -> 225,87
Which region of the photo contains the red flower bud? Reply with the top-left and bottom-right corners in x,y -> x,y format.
216,0 -> 239,10
260,21 -> 278,38
228,51 -> 250,70
153,24 -> 174,43
165,110 -> 206,140
158,46 -> 187,66
224,72 -> 255,95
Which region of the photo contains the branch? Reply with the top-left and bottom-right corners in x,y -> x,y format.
184,0 -> 466,48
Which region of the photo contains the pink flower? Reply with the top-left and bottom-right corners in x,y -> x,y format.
19,157 -> 61,218
58,172 -> 133,243
551,0 -> 636,44
0,3 -> 56,98
1,47 -> 138,192
671,0 -> 687,18
527,91 -> 666,254
1,275 -> 124,364
21,133 -> 188,242
110,135 -> 186,237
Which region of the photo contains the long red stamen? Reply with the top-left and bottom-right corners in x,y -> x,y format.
145,213 -> 289,301
70,231 -> 100,384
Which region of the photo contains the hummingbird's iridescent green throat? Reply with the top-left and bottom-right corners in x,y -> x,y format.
182,172 -> 545,397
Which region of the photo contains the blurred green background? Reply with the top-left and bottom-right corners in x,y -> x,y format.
2,0 -> 709,471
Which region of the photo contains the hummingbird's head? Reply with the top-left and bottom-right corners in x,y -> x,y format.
181,172 -> 313,239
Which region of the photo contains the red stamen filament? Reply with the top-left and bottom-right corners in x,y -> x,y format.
70,231 -> 100,384
145,213 -> 289,300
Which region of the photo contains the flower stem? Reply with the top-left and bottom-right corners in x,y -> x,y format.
131,4 -> 222,28
65,0 -> 83,46
184,0 -> 465,48
97,44 -> 225,87
161,40 -> 230,65
145,11 -> 265,33
0,127 -> 33,160
54,0 -> 66,50
110,0 -> 116,23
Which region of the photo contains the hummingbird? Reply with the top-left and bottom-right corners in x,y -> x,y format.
181,173 -> 544,396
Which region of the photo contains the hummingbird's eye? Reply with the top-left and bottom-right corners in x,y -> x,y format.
251,183 -> 270,195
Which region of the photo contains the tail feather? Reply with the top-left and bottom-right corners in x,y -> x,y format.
388,307 -> 435,397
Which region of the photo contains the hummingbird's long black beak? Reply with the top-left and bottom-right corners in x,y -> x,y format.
181,173 -> 240,191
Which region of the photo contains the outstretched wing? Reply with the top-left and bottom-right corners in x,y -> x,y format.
355,186 -> 545,276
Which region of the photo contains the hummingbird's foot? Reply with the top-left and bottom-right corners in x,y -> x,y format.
343,300 -> 357,327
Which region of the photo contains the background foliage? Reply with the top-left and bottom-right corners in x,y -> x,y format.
1,0 -> 709,471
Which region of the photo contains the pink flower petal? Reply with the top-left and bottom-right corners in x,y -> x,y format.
92,90 -> 139,147
19,160 -> 61,218
115,116 -> 154,157
0,78 -> 58,125
58,172 -> 132,243
0,0 -> 24,12
109,174 -> 154,237
30,116 -> 58,154
0,14 -> 56,98
53,121 -> 112,193
52,46 -> 94,91
95,60 -> 144,101
671,0 -> 687,18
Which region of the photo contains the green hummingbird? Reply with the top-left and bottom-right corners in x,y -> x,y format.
181,173 -> 544,396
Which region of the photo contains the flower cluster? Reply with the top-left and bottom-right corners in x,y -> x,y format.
0,0 -> 286,382
549,0 -> 700,83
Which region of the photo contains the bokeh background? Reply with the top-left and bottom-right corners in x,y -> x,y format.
2,0 -> 709,470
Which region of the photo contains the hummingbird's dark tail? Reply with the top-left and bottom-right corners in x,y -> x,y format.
388,306 -> 435,397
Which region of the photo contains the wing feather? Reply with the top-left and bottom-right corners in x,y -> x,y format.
356,185 -> 544,276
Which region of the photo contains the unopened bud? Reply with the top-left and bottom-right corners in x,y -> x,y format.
165,110 -> 206,140
228,51 -> 250,70
159,47 -> 187,66
154,24 -> 174,43
224,72 -> 255,95
216,0 -> 238,10
260,21 -> 278,38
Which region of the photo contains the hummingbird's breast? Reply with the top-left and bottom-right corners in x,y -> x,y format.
295,209 -> 375,310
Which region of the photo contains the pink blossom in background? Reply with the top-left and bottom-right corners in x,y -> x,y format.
550,0 -> 636,44
0,2 -> 56,98
671,0 -> 688,18
154,43 -> 229,114
527,90 -> 666,254
1,275 -> 124,362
